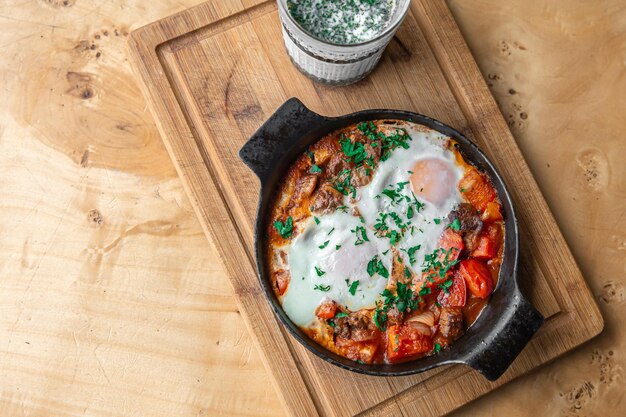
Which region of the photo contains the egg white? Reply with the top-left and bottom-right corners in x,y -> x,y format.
283,212 -> 392,327
355,124 -> 464,275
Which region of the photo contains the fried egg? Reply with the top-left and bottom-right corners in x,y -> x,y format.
284,212 -> 392,327
355,124 -> 464,274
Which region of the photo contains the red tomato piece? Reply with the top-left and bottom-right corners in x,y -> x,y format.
481,201 -> 503,223
437,274 -> 467,307
458,259 -> 494,299
471,223 -> 502,260
472,237 -> 497,260
438,229 -> 464,262
315,300 -> 337,319
387,324 -> 434,362
459,169 -> 497,212
274,269 -> 290,296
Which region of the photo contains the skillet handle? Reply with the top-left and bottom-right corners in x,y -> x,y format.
239,97 -> 328,185
465,290 -> 544,381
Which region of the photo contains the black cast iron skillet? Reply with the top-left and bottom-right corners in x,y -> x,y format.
239,97 -> 543,381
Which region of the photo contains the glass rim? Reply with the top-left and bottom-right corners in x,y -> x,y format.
277,0 -> 411,49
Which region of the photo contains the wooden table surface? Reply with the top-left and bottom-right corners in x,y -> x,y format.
0,1 -> 623,416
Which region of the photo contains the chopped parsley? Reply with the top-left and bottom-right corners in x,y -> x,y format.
388,230 -> 401,246
318,240 -> 330,249
449,218 -> 461,231
438,278 -> 454,293
331,168 -> 356,198
404,266 -> 412,278
381,187 -> 405,205
434,343 -> 442,354
310,164 -> 322,174
366,255 -> 389,278
351,226 -> 369,245
403,245 -> 421,265
335,244 -> 342,250
314,216 -> 320,225
274,217 -> 293,239
433,218 -> 441,225
373,282 -> 420,330
314,284 -> 331,292
373,214 -> 402,246
339,134 -> 368,165
422,247 -> 461,282
314,266 -> 326,277
357,122 -> 412,161
348,280 -> 360,296
335,312 -> 349,319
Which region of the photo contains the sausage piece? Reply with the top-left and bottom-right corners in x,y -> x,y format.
292,174 -> 318,205
447,203 -> 483,251
310,183 -> 343,214
334,312 -> 380,342
437,307 -> 464,343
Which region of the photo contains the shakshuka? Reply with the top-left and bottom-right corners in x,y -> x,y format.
267,120 -> 504,364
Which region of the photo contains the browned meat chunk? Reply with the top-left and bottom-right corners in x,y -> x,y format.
325,153 -> 348,177
292,174 -> 318,204
437,307 -> 464,343
310,183 -> 343,214
447,203 -> 483,251
334,312 -> 380,342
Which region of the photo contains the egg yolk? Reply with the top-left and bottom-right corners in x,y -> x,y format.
410,158 -> 457,207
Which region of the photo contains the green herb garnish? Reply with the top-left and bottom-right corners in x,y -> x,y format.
366,255 -> 389,278
348,280 -> 360,296
351,226 -> 369,245
274,217 -> 293,239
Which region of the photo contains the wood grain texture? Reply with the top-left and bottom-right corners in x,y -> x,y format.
0,0 -> 623,416
127,1 -> 604,416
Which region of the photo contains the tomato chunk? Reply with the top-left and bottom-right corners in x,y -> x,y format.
387,324 -> 433,362
472,223 -> 502,260
458,259 -> 494,299
438,229 -> 464,262
315,300 -> 337,319
274,269 -> 290,296
437,273 -> 467,307
481,201 -> 503,223
459,168 -> 496,212
472,237 -> 497,260
335,337 -> 378,364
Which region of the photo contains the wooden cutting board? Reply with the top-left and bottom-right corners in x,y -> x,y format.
127,1 -> 604,415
